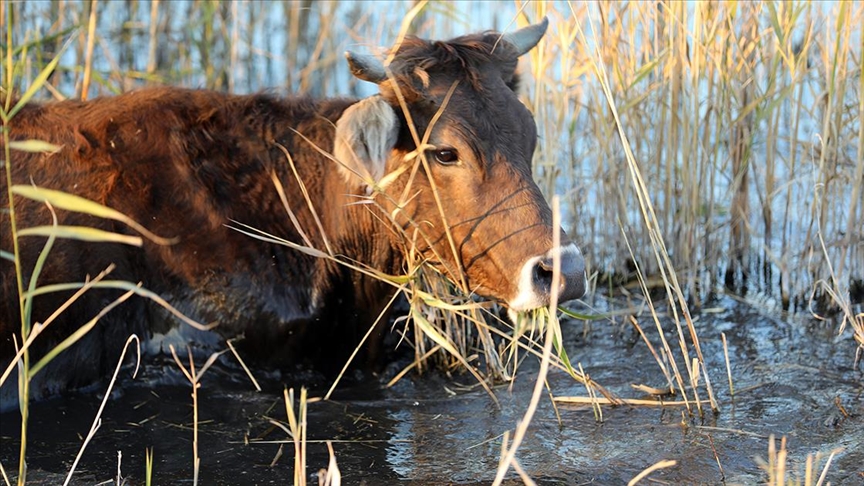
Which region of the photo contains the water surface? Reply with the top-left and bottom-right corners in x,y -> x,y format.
1,295 -> 862,485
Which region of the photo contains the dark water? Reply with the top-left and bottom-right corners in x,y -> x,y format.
2,295 -> 862,485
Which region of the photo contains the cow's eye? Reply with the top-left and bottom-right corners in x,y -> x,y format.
430,148 -> 459,165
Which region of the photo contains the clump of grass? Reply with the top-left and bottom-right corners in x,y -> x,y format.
144,447 -> 154,486
167,345 -> 217,485
268,388 -> 341,486
811,215 -> 864,365
284,387 -> 308,486
756,435 -> 840,486
63,335 -> 141,486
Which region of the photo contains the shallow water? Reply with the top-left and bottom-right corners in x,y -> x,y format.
1,295 -> 862,485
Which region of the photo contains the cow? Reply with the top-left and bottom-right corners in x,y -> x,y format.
0,18 -> 586,410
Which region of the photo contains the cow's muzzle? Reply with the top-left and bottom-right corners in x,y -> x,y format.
508,243 -> 586,312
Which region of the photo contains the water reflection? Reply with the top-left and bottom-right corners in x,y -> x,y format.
1,296 -> 861,484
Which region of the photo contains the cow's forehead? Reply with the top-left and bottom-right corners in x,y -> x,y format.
377,35 -> 537,165
402,109 -> 533,179
391,68 -> 530,125
380,34 -> 520,103
426,77 -> 535,146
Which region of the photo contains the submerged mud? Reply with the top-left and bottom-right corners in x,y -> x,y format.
1,296 -> 862,485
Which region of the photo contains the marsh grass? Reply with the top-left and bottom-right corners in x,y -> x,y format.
144,447 -> 153,486
4,0 -> 861,305
262,388 -> 342,486
167,345 -> 223,485
757,435 -> 840,486
531,3 -> 720,420
520,2 -> 864,316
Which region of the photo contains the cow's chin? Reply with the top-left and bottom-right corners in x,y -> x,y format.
503,295 -> 549,326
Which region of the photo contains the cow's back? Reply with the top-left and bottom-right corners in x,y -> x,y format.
1,88 -> 360,406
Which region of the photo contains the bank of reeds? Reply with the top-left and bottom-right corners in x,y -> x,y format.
5,0 -> 861,308
527,1 -> 863,313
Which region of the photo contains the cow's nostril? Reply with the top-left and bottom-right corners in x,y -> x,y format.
533,258 -> 556,290
531,245 -> 586,302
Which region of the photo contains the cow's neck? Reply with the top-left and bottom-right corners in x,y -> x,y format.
290,157 -> 405,310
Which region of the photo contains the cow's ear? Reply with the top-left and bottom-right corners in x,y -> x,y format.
333,96 -> 399,193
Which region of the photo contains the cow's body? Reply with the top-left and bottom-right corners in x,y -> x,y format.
1,90 -> 396,402
1,19 -> 586,409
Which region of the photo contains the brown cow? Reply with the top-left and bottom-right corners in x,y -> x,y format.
0,18 -> 585,409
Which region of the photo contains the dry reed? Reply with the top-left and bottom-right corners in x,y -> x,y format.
757,434 -> 841,486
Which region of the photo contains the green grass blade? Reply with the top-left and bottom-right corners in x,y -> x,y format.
415,289 -> 485,311
6,26 -> 78,59
0,250 -> 12,262
18,225 -> 143,246
145,448 -> 154,486
411,308 -> 461,358
7,140 -> 61,153
13,184 -> 135,221
22,279 -> 215,331
228,221 -> 412,285
22,215 -> 59,337
11,185 -> 176,245
557,306 -> 605,321
552,332 -> 579,380
22,280 -> 147,299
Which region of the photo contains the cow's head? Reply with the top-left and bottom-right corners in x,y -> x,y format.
333,18 -> 586,312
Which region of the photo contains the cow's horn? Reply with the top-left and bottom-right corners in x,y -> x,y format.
345,51 -> 387,84
502,17 -> 549,57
